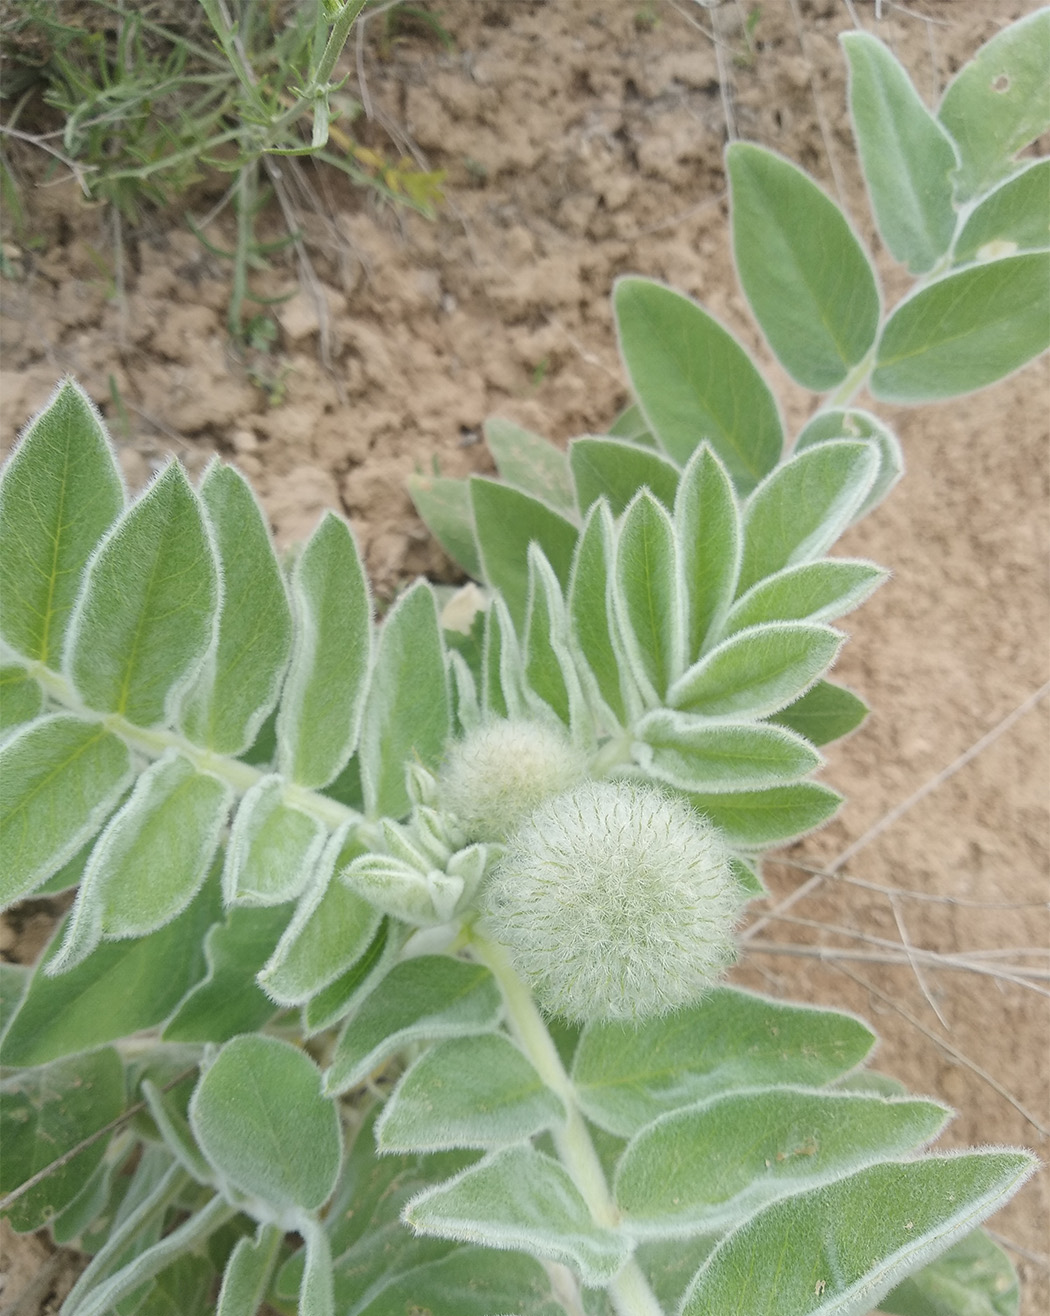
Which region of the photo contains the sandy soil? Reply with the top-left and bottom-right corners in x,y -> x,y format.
1,1 -> 1047,1311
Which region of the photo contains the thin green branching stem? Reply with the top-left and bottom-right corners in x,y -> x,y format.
469,931 -> 665,1316
21,658 -> 358,829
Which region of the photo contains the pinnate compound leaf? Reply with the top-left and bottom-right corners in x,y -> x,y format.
567,501 -> 633,727
842,32 -> 957,274
406,473 -> 482,580
739,441 -> 879,594
189,1035 -> 341,1213
871,254 -> 1050,402
937,8 -> 1050,202
613,277 -> 782,491
179,461 -> 293,755
163,903 -> 288,1043
223,774 -> 328,907
0,379 -> 123,665
721,560 -> 887,637
325,955 -> 502,1096
485,416 -> 575,515
773,679 -> 869,747
257,832 -> 382,1007
669,622 -> 844,720
794,409 -> 903,526
377,1033 -> 564,1152
614,490 -> 685,700
1,881 -> 216,1066
569,435 -> 680,517
679,1152 -> 1036,1316
404,1145 -> 632,1285
277,512 -> 371,789
358,580 -> 450,820
727,143 -> 881,391
614,1087 -> 949,1236
0,714 -> 132,909
66,460 -> 219,726
954,160 -> 1050,265
878,1228 -> 1021,1316
352,1246 -> 565,1316
573,986 -> 874,1136
0,666 -> 43,736
0,1046 -> 124,1232
470,477 -> 578,630
689,781 -> 842,848
633,709 -> 821,793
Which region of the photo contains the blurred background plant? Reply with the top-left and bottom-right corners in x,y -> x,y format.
0,0 -> 448,342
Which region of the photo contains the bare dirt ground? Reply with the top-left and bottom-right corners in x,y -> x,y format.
1,1 -> 1047,1311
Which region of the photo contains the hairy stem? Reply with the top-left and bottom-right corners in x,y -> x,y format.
470,931 -> 665,1316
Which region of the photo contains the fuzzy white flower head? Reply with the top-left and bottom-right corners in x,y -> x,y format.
437,718 -> 587,842
482,779 -> 740,1024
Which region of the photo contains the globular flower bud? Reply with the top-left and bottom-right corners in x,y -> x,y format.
437,718 -> 587,842
482,779 -> 740,1024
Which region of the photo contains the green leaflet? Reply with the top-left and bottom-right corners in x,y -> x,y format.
276,511 -> 372,789
569,435 -> 680,517
0,667 -> 43,737
179,461 -> 293,756
614,1086 -> 949,1236
189,1034 -> 341,1214
720,560 -> 887,637
376,1033 -> 564,1152
0,881 -> 216,1066
163,904 -> 288,1043
222,774 -> 328,907
470,477 -> 578,630
523,547 -> 577,729
794,409 -> 903,527
614,490 -> 685,701
607,401 -> 657,447
679,1152 -> 1036,1316
404,1145 -> 632,1286
613,277 -> 782,491
303,916 -> 394,1036
572,987 -> 875,1136
216,1223 -> 284,1316
669,622 -> 844,720
352,1247 -> 564,1316
484,416 -> 575,515
689,781 -> 842,848
325,954 -> 501,1096
567,501 -> 633,728
739,441 -> 880,594
358,580 -> 450,821
675,444 -> 742,661
50,752 -> 230,972
879,1228 -> 1021,1316
937,8 -> 1050,202
0,1046 -> 125,1232
0,714 -> 133,909
0,380 -> 124,666
773,680 -> 869,748
871,253 -> 1050,402
633,709 -> 822,794
406,473 -> 482,580
727,143 -> 881,391
257,832 -> 382,1007
842,32 -> 957,274
954,160 -> 1050,265
65,460 -> 219,727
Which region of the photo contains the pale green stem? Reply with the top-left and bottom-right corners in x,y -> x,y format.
23,660 -> 357,829
470,931 -> 665,1316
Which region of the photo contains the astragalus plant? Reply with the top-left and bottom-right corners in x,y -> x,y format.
1,10 -> 1047,1316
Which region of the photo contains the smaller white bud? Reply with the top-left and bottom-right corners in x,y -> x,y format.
437,718 -> 587,842
482,779 -> 740,1024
